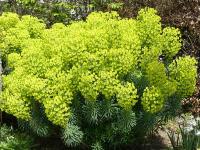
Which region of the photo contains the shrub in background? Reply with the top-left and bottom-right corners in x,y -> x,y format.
0,8 -> 198,149
0,0 -> 123,27
0,0 -> 83,26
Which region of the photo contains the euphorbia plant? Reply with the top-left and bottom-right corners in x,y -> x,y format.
0,8 -> 197,149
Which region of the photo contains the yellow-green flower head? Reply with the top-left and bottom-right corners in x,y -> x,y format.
142,86 -> 164,113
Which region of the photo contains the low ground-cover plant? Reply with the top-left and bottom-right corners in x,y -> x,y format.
166,114 -> 200,150
0,8 -> 198,149
0,124 -> 33,150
